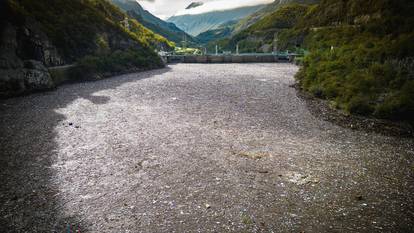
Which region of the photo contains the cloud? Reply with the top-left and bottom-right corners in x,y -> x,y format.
136,0 -> 273,19
176,0 -> 273,15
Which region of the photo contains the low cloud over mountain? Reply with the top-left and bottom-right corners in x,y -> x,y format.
137,0 -> 273,19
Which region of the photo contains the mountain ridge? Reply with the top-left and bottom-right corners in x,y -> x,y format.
194,0 -> 319,44
168,4 -> 266,36
110,0 -> 196,45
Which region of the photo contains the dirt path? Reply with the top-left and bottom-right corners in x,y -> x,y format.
1,64 -> 413,232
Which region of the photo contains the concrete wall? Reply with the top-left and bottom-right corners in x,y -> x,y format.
165,55 -> 286,64
48,65 -> 76,85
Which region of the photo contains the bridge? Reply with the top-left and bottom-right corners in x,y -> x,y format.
162,53 -> 297,64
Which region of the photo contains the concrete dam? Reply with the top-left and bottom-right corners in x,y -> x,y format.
164,54 -> 294,63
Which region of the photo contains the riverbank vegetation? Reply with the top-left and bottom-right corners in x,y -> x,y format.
293,0 -> 414,124
227,0 -> 414,124
5,0 -> 173,76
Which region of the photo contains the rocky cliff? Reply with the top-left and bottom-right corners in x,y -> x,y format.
0,0 -> 173,98
168,5 -> 265,36
0,17 -> 63,97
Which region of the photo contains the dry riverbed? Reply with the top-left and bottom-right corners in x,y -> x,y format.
0,63 -> 413,232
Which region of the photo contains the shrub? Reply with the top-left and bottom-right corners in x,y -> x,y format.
347,95 -> 374,115
74,49 -> 163,80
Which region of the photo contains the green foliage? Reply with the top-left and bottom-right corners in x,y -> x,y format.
217,4 -> 310,53
7,0 -> 172,62
174,47 -> 202,55
196,24 -> 234,45
73,49 -> 163,79
293,0 -> 414,123
5,0 -> 174,81
249,4 -> 309,31
222,0 -> 413,123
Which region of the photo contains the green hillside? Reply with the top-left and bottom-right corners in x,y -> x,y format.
1,0 -> 174,96
234,0 -> 413,123
232,0 -> 319,34
293,0 -> 414,123
8,0 -> 172,60
206,1 -> 318,53
167,5 -> 265,36
224,3 -> 310,53
196,21 -> 237,45
110,0 -> 196,46
216,0 -> 414,124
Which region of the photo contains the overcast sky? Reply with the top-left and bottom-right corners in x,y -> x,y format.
137,0 -> 273,19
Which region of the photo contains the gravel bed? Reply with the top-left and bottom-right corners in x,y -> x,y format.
0,63 -> 413,232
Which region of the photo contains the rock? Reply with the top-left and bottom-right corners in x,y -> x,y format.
0,23 -> 57,97
286,172 -> 319,185
141,160 -> 150,168
23,60 -> 54,91
355,195 -> 364,201
205,203 -> 211,209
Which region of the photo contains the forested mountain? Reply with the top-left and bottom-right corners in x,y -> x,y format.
233,0 -> 319,34
0,0 -> 173,97
196,20 -> 237,44
110,0 -> 196,45
167,5 -> 266,36
217,3 -> 314,53
293,0 -> 414,123
227,0 -> 414,123
198,0 -> 318,45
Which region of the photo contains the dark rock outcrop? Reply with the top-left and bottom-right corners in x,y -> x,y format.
0,0 -> 171,98
0,22 -> 59,97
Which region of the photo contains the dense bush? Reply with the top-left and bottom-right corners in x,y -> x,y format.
221,0 -> 414,124
72,49 -> 163,80
293,0 -> 414,123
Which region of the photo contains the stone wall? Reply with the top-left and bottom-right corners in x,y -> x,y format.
0,21 -> 64,98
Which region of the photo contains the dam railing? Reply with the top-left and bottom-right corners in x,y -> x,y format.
162,53 -> 298,64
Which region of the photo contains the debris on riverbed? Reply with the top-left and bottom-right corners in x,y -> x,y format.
1,64 -> 413,232
295,84 -> 414,137
286,172 -> 319,185
232,151 -> 271,160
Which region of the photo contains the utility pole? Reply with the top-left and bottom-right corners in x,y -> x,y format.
236,44 -> 239,55
273,32 -> 278,54
182,35 -> 187,49
215,45 -> 218,55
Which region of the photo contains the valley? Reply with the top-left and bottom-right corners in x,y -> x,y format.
1,1 -> 413,232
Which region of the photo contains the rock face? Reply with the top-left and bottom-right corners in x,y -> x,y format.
167,5 -> 265,36
0,21 -> 61,97
23,60 -> 54,90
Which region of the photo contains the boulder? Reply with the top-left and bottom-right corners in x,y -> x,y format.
0,24 -> 56,97
23,60 -> 54,91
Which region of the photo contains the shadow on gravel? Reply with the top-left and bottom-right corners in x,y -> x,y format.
0,67 -> 171,232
